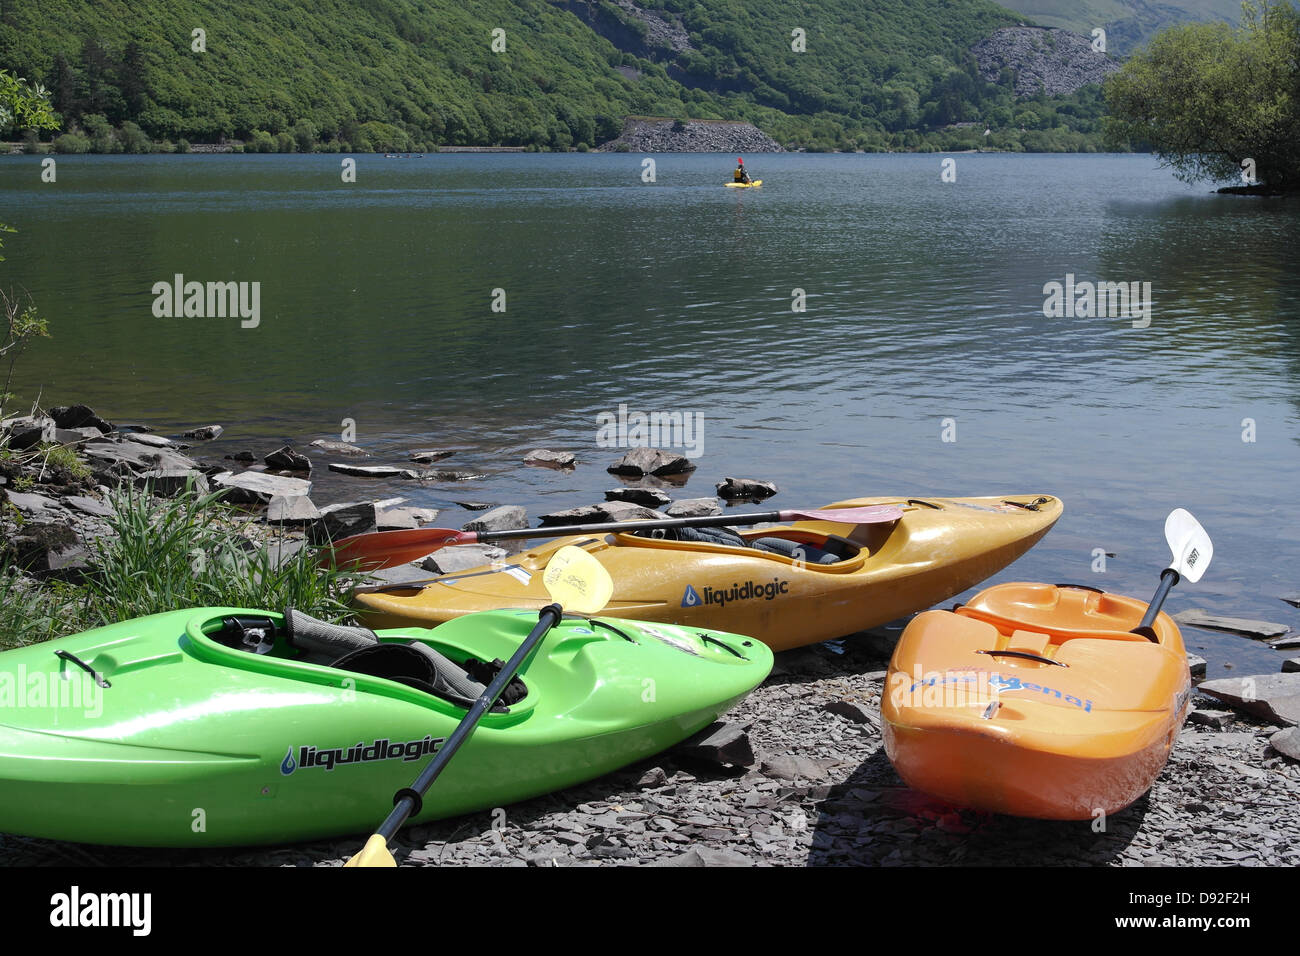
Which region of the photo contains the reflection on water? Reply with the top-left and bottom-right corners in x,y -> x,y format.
2,152 -> 1297,673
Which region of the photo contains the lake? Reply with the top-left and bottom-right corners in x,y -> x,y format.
3,151 -> 1297,675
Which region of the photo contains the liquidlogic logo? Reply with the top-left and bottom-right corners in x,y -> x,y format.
893,668 -> 1095,713
280,735 -> 445,775
682,578 -> 789,609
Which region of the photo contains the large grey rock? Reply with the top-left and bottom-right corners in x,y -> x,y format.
310,501 -> 377,542
422,470 -> 484,482
1,415 -> 54,450
49,404 -> 113,434
607,447 -> 695,477
462,505 -> 527,534
327,463 -> 417,479
665,497 -> 722,518
138,468 -> 209,496
63,495 -> 113,518
538,504 -> 605,526
211,470 -> 311,505
1268,634 -> 1300,650
4,491 -> 58,513
601,500 -> 668,522
674,720 -> 755,768
1271,726 -> 1300,761
1283,659 -> 1300,674
1186,653 -> 1208,679
266,495 -> 321,525
265,445 -> 311,472
82,439 -> 198,477
367,563 -> 438,588
3,522 -> 88,580
716,476 -> 778,501
184,424 -> 224,440
524,449 -> 576,469
119,432 -> 173,448
1173,609 -> 1289,640
409,449 -> 454,463
376,508 -> 421,530
311,439 -> 366,456
1198,673 -> 1300,726
53,426 -> 102,445
420,544 -> 508,575
605,487 -> 671,508
1281,592 -> 1300,608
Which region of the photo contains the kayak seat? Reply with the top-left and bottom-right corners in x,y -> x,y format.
284,608 -> 498,704
211,610 -> 515,708
750,536 -> 840,565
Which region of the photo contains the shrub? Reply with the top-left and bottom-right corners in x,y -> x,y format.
52,132 -> 90,153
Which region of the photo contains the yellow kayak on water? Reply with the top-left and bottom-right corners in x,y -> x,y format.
725,179 -> 762,188
354,495 -> 1063,652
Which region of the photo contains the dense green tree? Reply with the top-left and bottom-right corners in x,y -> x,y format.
1105,1 -> 1300,189
0,0 -> 1115,152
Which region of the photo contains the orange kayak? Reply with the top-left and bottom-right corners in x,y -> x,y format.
881,582 -> 1192,820
354,495 -> 1062,652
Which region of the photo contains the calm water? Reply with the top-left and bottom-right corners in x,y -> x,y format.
3,152 -> 1298,674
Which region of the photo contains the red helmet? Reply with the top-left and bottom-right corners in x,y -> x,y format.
737,158 -> 743,163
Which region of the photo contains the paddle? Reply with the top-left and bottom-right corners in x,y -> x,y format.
344,545 -> 614,867
1132,508 -> 1214,641
328,503 -> 905,572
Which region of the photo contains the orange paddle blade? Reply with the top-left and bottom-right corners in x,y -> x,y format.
326,528 -> 474,571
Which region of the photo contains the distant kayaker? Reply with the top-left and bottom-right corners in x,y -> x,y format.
734,157 -> 751,184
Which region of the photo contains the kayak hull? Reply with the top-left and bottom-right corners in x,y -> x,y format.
0,608 -> 771,847
725,179 -> 762,187
354,495 -> 1063,651
881,582 -> 1191,819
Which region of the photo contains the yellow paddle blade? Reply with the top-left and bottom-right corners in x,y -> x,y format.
542,545 -> 614,615
344,833 -> 396,867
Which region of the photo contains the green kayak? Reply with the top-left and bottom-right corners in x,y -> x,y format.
0,607 -> 771,847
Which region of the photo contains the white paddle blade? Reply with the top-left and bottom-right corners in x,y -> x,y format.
543,546 -> 614,615
1165,508 -> 1213,583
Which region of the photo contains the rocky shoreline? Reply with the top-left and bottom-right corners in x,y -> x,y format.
2,402 -> 1298,866
0,633 -> 1296,867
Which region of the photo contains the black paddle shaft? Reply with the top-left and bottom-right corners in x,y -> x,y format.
1133,568 -> 1180,640
375,603 -> 563,842
474,511 -> 787,543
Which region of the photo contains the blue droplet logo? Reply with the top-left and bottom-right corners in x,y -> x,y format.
280,746 -> 298,776
681,585 -> 702,608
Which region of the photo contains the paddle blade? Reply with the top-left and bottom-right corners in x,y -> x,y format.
327,528 -> 471,571
1165,508 -> 1213,583
542,546 -> 614,615
782,504 -> 904,524
344,834 -> 396,867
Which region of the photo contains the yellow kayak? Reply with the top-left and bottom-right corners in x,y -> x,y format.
725,179 -> 762,188
354,495 -> 1062,652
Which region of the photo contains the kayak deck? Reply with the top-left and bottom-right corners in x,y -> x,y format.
354,495 -> 1063,650
881,582 -> 1191,819
0,608 -> 771,846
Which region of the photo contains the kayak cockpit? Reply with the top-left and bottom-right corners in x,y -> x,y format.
615,525 -> 871,573
185,610 -> 531,716
957,582 -> 1180,647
